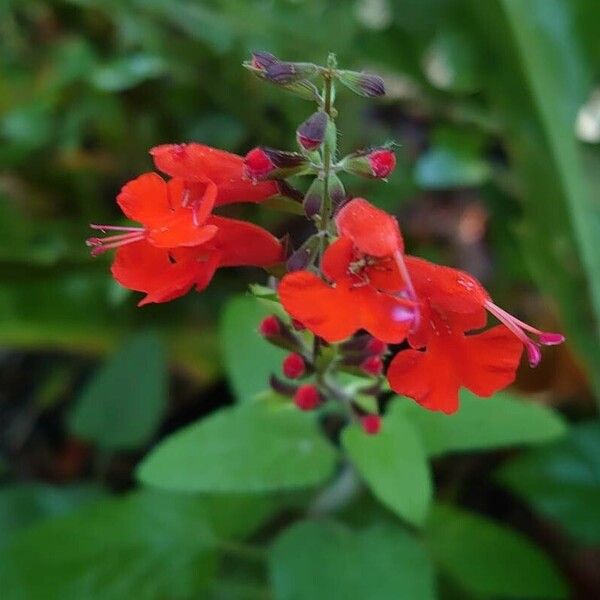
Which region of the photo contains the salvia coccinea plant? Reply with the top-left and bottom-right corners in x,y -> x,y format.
87,51 -> 565,429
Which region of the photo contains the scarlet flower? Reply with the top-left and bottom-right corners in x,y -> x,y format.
282,353 -> 306,379
387,256 -> 565,414
361,414 -> 382,435
279,198 -> 417,343
294,384 -> 321,411
368,149 -> 396,178
88,172 -> 282,305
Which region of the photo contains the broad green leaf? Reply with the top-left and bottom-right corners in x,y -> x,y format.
220,295 -> 287,402
398,390 -> 566,456
342,404 -> 432,526
0,484 -> 104,546
0,491 -> 217,600
270,520 -> 436,600
69,331 -> 167,450
426,503 -> 568,599
138,401 -> 337,493
497,420 -> 600,545
414,127 -> 490,189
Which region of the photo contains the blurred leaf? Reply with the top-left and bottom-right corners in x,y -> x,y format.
270,520 -> 436,600
398,389 -> 566,456
138,400 -> 337,493
342,403 -> 432,526
69,330 -> 167,450
469,0 -> 600,395
220,295 -> 286,402
0,483 -> 104,546
91,53 -> 168,92
497,420 -> 600,545
426,503 -> 568,599
415,127 -> 490,189
0,490 -> 270,600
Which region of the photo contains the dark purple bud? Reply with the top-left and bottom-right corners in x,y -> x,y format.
250,51 -> 279,71
336,70 -> 386,97
287,246 -> 313,272
328,174 -> 346,208
269,374 -> 298,397
265,61 -> 318,84
297,111 -> 328,151
303,178 -> 325,218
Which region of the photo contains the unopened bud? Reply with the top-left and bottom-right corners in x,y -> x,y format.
244,147 -> 308,181
360,355 -> 384,376
366,338 -> 387,355
328,173 -> 346,208
283,353 -> 306,379
361,414 -> 382,435
249,51 -> 279,71
336,70 -> 385,97
341,148 -> 396,179
265,61 -> 318,84
259,315 -> 281,337
269,374 -> 297,397
303,178 -> 325,218
297,111 -> 328,152
294,384 -> 321,411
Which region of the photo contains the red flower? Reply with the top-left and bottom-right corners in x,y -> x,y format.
88,172 -> 282,305
279,199 -> 416,343
387,256 -> 564,413
151,143 -> 278,206
367,149 -> 396,178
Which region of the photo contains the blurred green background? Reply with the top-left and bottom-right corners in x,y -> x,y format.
1,0 -> 600,598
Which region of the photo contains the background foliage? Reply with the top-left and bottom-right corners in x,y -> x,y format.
1,0 -> 599,598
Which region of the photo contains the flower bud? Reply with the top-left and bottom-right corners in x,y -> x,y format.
336,70 -> 385,97
249,51 -> 279,71
366,338 -> 387,355
341,148 -> 396,179
303,178 -> 325,218
283,353 -> 306,379
269,374 -> 297,397
265,61 -> 318,84
259,315 -> 281,337
244,147 -> 308,181
360,355 -> 384,376
328,173 -> 346,208
361,414 -> 382,435
297,111 -> 328,152
294,384 -> 321,411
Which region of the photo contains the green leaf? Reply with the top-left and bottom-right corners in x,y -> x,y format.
69,331 -> 167,450
468,0 -> 600,395
398,389 -> 566,456
342,404 -> 432,526
0,484 -> 104,546
426,503 -> 568,599
497,420 -> 600,545
220,295 -> 287,402
138,401 -> 337,493
270,520 -> 436,600
414,127 -> 490,189
0,491 -> 217,600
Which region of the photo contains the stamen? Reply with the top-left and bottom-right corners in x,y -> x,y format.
393,249 -> 420,330
484,300 -> 564,368
86,224 -> 146,256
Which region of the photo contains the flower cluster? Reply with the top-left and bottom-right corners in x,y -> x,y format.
88,51 -> 564,429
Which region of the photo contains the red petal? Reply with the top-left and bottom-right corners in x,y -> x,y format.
387,344 -> 461,414
357,286 -> 413,343
150,143 -> 277,205
116,173 -> 173,227
111,241 -> 217,305
279,272 -> 361,342
460,325 -> 523,396
322,237 -> 354,282
335,198 -> 403,256
208,216 -> 283,267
